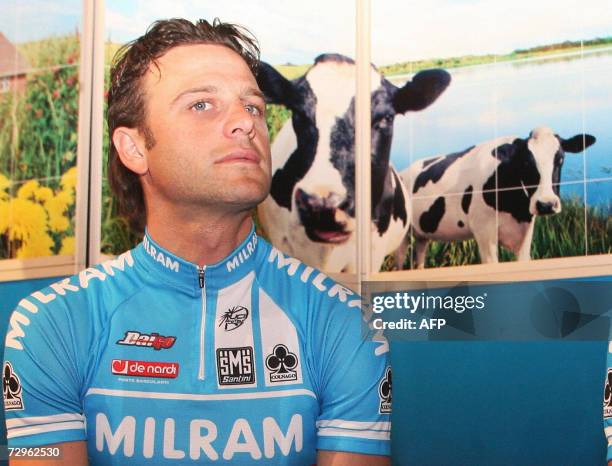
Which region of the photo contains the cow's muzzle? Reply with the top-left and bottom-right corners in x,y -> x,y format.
535,199 -> 561,215
295,188 -> 352,244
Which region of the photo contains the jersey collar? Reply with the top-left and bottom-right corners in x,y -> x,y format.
134,224 -> 261,295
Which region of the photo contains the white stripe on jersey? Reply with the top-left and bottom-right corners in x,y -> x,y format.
606,426 -> 612,438
7,421 -> 85,439
317,427 -> 390,441
316,419 -> 391,432
86,387 -> 316,400
6,412 -> 84,429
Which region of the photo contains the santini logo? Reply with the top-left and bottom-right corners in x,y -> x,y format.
111,359 -> 178,378
217,347 -> 255,385
219,306 -> 249,331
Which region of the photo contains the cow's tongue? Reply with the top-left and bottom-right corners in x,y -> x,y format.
313,229 -> 350,243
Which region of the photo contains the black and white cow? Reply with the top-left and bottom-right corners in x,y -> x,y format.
256,54 -> 451,272
396,127 -> 596,268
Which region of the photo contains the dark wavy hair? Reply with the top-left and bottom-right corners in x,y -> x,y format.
107,18 -> 260,233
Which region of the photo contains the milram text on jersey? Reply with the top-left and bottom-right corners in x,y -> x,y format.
3,226 -> 391,465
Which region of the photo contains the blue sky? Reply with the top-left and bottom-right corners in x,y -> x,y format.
0,0 -> 610,65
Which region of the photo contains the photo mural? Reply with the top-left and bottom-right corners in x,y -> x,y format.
373,0 -> 611,271
0,0 -> 81,259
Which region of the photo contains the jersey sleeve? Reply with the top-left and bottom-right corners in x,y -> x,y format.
604,342 -> 612,460
313,295 -> 391,457
3,285 -> 90,447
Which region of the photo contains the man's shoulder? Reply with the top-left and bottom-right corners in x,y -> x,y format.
6,250 -> 142,332
256,239 -> 362,313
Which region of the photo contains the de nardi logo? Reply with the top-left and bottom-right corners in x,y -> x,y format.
378,367 -> 392,414
218,306 -> 249,331
3,361 -> 24,411
265,344 -> 298,382
111,359 -> 179,378
604,369 -> 612,418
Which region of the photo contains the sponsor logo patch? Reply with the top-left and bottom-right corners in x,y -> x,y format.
111,359 -> 179,378
378,367 -> 392,414
604,368 -> 612,418
218,306 -> 249,331
266,344 -> 298,382
116,331 -> 176,350
216,347 -> 255,385
3,362 -> 24,411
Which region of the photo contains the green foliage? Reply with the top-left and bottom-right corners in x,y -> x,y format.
0,35 -> 79,184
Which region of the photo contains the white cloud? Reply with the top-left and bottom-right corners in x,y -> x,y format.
372,0 -> 612,64
105,0 -> 355,64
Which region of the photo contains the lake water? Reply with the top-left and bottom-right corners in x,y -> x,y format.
389,48 -> 612,209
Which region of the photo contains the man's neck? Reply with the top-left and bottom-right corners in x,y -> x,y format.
145,210 -> 254,267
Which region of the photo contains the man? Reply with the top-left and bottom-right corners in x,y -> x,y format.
3,19 -> 391,465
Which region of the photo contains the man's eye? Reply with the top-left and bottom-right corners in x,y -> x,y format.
245,104 -> 262,116
192,101 -> 212,112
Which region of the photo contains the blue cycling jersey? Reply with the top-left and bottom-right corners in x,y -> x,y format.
3,226 -> 391,465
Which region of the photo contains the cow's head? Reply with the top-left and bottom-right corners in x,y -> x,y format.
257,54 -> 450,243
492,127 -> 596,216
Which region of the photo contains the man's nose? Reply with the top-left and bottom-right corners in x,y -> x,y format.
224,104 -> 256,139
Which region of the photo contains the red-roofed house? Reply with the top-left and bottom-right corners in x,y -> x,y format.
0,32 -> 30,95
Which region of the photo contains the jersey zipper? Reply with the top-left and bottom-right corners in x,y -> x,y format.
197,265 -> 206,380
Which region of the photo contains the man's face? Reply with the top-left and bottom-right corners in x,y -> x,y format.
140,44 -> 271,213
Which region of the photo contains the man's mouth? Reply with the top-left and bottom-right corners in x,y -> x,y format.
216,149 -> 261,164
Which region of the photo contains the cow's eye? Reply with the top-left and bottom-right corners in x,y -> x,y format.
191,101 -> 213,112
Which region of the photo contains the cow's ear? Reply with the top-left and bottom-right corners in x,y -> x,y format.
256,62 -> 299,110
491,139 -> 523,162
392,69 -> 451,114
559,134 -> 596,153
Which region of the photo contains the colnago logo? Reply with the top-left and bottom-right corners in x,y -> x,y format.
378,367 -> 392,414
143,236 -> 180,273
117,331 -> 176,350
5,252 -> 134,351
3,362 -> 24,411
266,345 -> 298,382
604,368 -> 612,418
226,234 -> 258,272
111,360 -> 179,378
95,412 -> 303,460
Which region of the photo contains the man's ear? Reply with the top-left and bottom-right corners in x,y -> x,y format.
112,127 -> 148,175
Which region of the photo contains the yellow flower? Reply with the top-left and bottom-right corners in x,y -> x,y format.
34,186 -> 53,203
0,173 -> 10,200
59,236 -> 75,255
61,166 -> 77,193
0,200 -> 8,234
6,198 -> 48,241
45,189 -> 72,213
16,231 -> 54,258
17,180 -> 40,200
